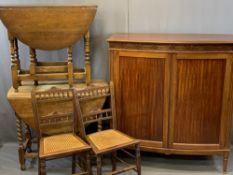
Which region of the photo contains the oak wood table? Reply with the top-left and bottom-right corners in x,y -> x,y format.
108,33 -> 233,173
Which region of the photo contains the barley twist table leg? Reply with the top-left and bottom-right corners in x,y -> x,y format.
16,114 -> 26,170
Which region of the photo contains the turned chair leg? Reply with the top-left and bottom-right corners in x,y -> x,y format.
135,144 -> 141,175
111,151 -> 117,171
16,116 -> 26,170
72,154 -> 76,174
223,152 -> 229,174
39,158 -> 46,175
86,152 -> 91,175
97,155 -> 102,175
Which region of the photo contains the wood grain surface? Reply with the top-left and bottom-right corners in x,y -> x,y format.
173,57 -> 225,144
108,33 -> 233,172
108,33 -> 233,44
0,6 -> 97,50
118,54 -> 165,141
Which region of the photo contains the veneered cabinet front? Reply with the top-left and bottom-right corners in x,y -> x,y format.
169,53 -> 232,150
110,50 -> 170,149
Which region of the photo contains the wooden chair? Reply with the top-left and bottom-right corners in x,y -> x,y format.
31,88 -> 91,175
75,82 -> 141,175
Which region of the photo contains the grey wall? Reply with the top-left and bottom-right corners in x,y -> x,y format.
0,0 -> 233,143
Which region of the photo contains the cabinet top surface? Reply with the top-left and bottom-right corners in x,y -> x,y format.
108,33 -> 233,44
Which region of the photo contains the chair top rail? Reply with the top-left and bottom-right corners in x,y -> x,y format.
76,86 -> 110,97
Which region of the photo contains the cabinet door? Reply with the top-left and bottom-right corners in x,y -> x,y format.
110,50 -> 170,149
169,53 -> 232,150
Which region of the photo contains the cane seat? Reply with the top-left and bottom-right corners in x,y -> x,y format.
40,133 -> 90,158
87,129 -> 139,154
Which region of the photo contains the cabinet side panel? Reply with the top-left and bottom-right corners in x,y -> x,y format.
174,59 -> 225,144
118,56 -> 165,141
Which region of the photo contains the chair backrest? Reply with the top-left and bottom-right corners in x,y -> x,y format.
75,82 -> 116,138
31,87 -> 78,138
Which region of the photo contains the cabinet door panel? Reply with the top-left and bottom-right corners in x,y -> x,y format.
170,53 -> 229,147
112,51 -> 169,143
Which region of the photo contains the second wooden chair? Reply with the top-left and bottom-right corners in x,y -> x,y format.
75,82 -> 141,175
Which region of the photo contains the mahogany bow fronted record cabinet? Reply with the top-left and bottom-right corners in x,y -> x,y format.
108,33 -> 233,173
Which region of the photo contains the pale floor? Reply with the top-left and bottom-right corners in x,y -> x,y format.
0,143 -> 232,175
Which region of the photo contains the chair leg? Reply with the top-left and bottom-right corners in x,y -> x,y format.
97,155 -> 102,175
135,144 -> 141,175
72,154 -> 76,174
86,152 -> 92,175
39,158 -> 46,175
77,154 -> 85,171
111,151 -> 117,171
